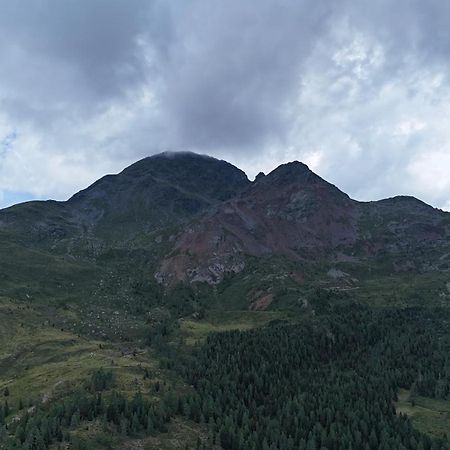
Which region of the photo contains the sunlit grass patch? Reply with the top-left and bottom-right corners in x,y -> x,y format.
396,389 -> 450,439
179,309 -> 288,345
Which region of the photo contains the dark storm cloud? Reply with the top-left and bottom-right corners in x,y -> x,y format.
157,0 -> 450,153
0,0 -> 150,101
0,0 -> 449,210
158,0 -> 334,149
349,0 -> 450,63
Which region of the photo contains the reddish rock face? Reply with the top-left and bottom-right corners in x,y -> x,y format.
157,161 -> 450,285
249,294 -> 274,311
157,162 -> 359,285
0,151 -> 447,294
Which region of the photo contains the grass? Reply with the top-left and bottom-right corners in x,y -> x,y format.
1,255 -> 448,448
179,309 -> 289,345
69,417 -> 211,450
0,297 -> 158,410
0,293 -> 215,448
396,389 -> 450,439
126,418 -> 211,450
354,271 -> 450,308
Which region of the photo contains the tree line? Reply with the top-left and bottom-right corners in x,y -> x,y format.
179,306 -> 450,450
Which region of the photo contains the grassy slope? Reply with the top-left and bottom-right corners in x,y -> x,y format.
0,228 -> 100,305
0,296 -> 213,448
179,310 -> 288,345
0,297 -> 285,448
396,389 -> 450,440
0,247 -> 448,446
0,297 -> 158,407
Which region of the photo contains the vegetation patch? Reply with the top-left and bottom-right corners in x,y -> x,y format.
396,389 -> 450,440
179,310 -> 288,345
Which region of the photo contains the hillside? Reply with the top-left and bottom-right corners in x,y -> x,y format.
158,160 -> 450,285
0,152 -> 449,307
0,152 -> 449,449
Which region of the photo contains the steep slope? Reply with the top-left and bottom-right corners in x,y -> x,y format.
0,152 -> 249,247
157,161 -> 358,284
67,152 -> 250,241
0,152 -> 249,300
357,196 -> 450,272
157,161 -> 450,285
0,151 -> 448,299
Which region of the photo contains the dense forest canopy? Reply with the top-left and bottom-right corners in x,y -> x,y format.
2,306 -> 450,449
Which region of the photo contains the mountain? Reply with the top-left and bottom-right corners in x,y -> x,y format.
0,151 -> 449,306
157,159 -> 450,285
67,152 -> 250,239
0,152 -> 249,246
1,151 -> 450,449
0,152 -> 250,301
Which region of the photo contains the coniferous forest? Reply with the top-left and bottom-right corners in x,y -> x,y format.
2,305 -> 450,449
180,307 -> 450,450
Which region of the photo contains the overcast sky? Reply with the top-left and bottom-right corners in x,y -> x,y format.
0,0 -> 449,210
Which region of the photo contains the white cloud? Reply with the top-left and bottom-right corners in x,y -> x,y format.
0,0 -> 449,211
406,150 -> 450,203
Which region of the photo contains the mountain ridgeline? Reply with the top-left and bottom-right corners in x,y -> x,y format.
0,151 -> 449,306
1,151 -> 450,449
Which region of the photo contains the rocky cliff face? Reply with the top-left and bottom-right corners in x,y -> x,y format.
0,152 -> 449,294
156,159 -> 450,285
157,161 -> 359,284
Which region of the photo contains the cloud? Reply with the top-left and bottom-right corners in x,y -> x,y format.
156,0 -> 334,150
0,1 -> 151,103
0,0 -> 449,210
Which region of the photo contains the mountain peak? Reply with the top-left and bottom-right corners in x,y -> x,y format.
148,150 -> 221,161
266,160 -> 315,183
369,195 -> 437,214
120,151 -> 248,181
1,152 -> 449,291
279,160 -> 310,170
65,151 -> 250,238
256,160 -> 350,202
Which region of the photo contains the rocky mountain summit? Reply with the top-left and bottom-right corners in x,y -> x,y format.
156,157 -> 450,285
0,152 -> 249,245
0,152 -> 449,302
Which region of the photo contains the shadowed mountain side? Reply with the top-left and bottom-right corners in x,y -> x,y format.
0,153 -> 249,300
157,161 -> 450,284
0,152 -> 250,247
0,151 -> 448,295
